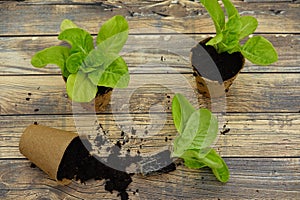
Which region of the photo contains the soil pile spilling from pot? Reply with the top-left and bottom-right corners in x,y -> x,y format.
57,138 -> 177,200
57,137 -> 132,200
20,125 -> 177,200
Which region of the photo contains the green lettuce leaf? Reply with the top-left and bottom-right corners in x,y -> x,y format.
180,149 -> 211,169
31,16 -> 130,103
206,33 -> 223,46
96,15 -> 129,54
58,28 -> 94,55
222,0 -> 239,18
199,0 -> 277,66
204,149 -> 230,183
60,19 -> 78,31
172,108 -> 218,157
66,52 -> 85,74
82,48 -> 120,73
82,48 -> 127,88
171,94 -> 229,183
87,56 -> 129,88
97,56 -> 129,88
66,71 -> 98,102
181,149 -> 230,183
31,46 -> 70,77
218,14 -> 242,53
242,36 -> 278,65
172,93 -> 196,134
200,0 -> 225,34
239,16 -> 258,40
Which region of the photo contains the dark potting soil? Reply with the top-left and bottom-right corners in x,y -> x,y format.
57,137 -> 132,199
191,37 -> 244,82
96,86 -> 113,96
57,137 -> 176,200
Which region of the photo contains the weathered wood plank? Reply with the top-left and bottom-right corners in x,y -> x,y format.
4,0 -> 293,4
0,113 -> 299,158
0,1 -> 298,199
0,158 -> 299,199
3,0 -> 154,5
1,2 -> 299,35
245,0 -> 294,2
0,73 -> 299,115
0,34 -> 298,75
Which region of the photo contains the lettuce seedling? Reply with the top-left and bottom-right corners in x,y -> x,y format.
200,0 -> 278,65
31,15 -> 129,102
172,94 -> 229,183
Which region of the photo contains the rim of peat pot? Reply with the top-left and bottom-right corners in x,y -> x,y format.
190,37 -> 245,98
19,124 -> 78,185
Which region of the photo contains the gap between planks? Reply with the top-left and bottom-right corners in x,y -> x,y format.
1,2 -> 299,35
0,158 -> 299,199
0,34 -> 299,75
0,113 -> 299,158
0,73 -> 299,115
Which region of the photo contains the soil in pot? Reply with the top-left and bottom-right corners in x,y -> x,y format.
191,37 -> 245,98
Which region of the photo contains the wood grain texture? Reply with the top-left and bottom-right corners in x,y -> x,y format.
0,73 -> 299,115
0,113 -> 299,158
244,0 -> 294,2
0,34 -> 299,75
1,0 -> 299,199
3,0 -> 294,3
0,159 -> 299,199
1,1 -> 299,35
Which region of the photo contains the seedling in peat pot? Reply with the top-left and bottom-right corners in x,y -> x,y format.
191,0 -> 278,97
200,0 -> 277,64
31,15 -> 130,103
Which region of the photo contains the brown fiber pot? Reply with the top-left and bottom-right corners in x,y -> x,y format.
19,125 -> 78,185
191,38 -> 245,98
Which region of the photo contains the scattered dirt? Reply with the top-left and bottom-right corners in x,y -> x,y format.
220,124 -> 231,135
220,128 -> 230,135
30,163 -> 36,168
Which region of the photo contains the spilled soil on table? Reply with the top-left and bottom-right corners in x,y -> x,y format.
56,136 -> 176,200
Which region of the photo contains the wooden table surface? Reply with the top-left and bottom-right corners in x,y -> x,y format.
1,0 -> 299,199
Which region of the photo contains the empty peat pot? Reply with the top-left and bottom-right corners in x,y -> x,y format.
19,124 -> 78,185
190,37 -> 245,98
